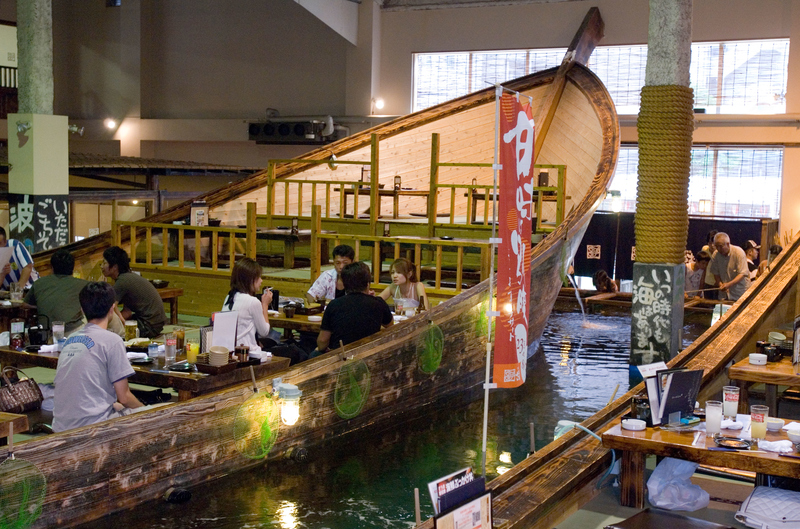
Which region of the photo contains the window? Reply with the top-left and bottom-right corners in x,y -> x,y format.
413,39 -> 790,114
601,146 -> 783,218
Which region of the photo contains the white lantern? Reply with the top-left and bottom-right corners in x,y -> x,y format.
273,379 -> 302,426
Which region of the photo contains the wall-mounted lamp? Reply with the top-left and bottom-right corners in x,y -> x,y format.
394,175 -> 401,190
291,217 -> 299,235
371,97 -> 385,115
327,152 -> 338,170
699,199 -> 712,214
607,190 -> 622,213
16,121 -> 31,134
273,378 -> 302,426
104,118 -> 117,129
68,124 -> 85,136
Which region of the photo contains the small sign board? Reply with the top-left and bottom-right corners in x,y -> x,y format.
434,491 -> 492,529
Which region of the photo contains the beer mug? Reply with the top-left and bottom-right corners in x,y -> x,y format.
124,320 -> 139,341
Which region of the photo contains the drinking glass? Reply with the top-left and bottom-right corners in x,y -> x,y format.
395,299 -> 405,315
52,321 -> 65,343
722,386 -> 740,420
750,404 -> 769,440
124,320 -> 139,342
9,282 -> 22,302
165,333 -> 177,365
186,342 -> 199,364
174,327 -> 185,352
705,400 -> 722,437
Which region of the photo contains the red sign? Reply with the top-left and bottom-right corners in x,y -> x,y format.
493,94 -> 534,388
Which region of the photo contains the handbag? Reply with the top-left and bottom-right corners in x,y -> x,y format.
0,366 -> 44,414
736,486 -> 800,529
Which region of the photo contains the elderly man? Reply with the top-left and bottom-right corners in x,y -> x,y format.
708,232 -> 751,301
101,246 -> 167,338
316,262 -> 393,354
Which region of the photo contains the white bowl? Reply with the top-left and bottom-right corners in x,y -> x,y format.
769,331 -> 787,343
749,353 -> 767,365
787,430 -> 800,444
307,315 -> 322,322
621,419 -> 646,431
767,418 -> 785,431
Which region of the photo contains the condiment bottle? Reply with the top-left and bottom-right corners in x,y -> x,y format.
10,317 -> 25,350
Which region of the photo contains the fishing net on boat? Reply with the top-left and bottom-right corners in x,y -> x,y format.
0,425 -> 46,529
233,368 -> 282,460
334,358 -> 371,420
417,321 -> 444,374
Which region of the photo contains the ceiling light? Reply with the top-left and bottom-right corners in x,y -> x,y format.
104,118 -> 117,129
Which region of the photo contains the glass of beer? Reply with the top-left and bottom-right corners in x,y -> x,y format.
705,400 -> 722,437
174,327 -> 185,352
750,404 -> 769,440
722,386 -> 740,420
52,321 -> 65,342
124,320 -> 139,341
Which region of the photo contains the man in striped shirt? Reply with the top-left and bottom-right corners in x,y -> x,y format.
0,227 -> 38,289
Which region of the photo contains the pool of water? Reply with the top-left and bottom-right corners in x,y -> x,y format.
79,310 -> 708,529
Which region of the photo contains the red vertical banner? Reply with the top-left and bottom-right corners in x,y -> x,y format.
493,93 -> 534,388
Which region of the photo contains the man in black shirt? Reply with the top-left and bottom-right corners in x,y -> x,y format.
317,262 -> 393,353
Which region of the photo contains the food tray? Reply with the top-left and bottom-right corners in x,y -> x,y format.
237,358 -> 260,368
296,305 -> 323,315
196,360 -> 237,375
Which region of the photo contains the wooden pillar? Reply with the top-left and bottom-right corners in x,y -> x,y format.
428,133 -> 440,238
369,134 -> 379,236
310,205 -> 321,280
246,202 -> 257,259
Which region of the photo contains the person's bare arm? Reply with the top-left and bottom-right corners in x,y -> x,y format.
119,306 -> 133,320
113,378 -> 144,409
317,330 -> 331,352
17,263 -> 33,287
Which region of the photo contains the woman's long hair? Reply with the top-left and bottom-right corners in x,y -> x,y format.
225,258 -> 263,310
390,257 -> 418,283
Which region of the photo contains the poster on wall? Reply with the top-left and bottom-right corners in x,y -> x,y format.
493,93 -> 534,389
9,194 -> 69,253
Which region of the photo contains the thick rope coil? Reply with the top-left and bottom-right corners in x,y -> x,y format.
635,85 -> 694,264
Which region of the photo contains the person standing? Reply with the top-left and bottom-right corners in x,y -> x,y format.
52,282 -> 144,432
101,246 -> 167,338
0,227 -> 38,289
743,239 -> 760,280
685,250 -> 710,297
708,232 -> 751,301
23,248 -> 88,334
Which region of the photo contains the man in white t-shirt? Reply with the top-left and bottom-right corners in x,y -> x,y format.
708,232 -> 751,301
53,282 -> 143,432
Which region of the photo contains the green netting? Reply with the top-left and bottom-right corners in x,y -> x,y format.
0,458 -> 46,529
334,359 -> 371,420
417,322 -> 444,374
233,393 -> 281,460
475,299 -> 489,337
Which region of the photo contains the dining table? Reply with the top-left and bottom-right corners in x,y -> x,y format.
0,346 -> 290,402
268,310 -> 323,339
728,355 -> 798,415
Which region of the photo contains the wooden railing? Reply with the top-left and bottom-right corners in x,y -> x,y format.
112,204 -> 257,275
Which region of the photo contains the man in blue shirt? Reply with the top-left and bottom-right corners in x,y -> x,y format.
0,227 -> 37,288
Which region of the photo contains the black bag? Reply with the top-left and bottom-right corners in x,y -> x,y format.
268,343 -> 309,365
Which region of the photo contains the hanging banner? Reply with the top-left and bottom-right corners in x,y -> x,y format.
493,93 -> 534,388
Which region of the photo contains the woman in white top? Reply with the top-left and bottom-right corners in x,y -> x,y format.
221,258 -> 273,353
379,258 -> 430,312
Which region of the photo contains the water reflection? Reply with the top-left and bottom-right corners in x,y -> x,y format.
79,310 -> 707,529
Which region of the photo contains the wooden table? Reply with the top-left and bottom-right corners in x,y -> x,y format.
225,227 -> 332,268
0,411 -> 28,438
0,347 -> 290,402
157,287 -> 184,325
269,311 -> 323,338
338,186 -> 429,219
602,417 -> 800,508
729,355 -> 797,415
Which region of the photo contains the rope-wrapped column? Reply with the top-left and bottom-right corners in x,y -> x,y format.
630,0 -> 693,377
635,84 -> 694,264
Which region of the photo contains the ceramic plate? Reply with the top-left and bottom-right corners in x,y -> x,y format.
713,436 -> 751,449
130,357 -> 154,365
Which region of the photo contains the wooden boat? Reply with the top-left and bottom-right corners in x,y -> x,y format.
13,11 -> 621,528
445,237 -> 800,528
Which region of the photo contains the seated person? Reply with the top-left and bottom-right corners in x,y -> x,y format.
101,246 -> 167,338
685,250 -> 711,298
221,257 -> 273,353
52,282 -> 144,432
24,248 -> 88,335
305,244 -> 355,304
757,244 -> 783,278
316,262 -> 393,354
379,258 -> 430,312
0,226 -> 38,288
592,269 -> 617,293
